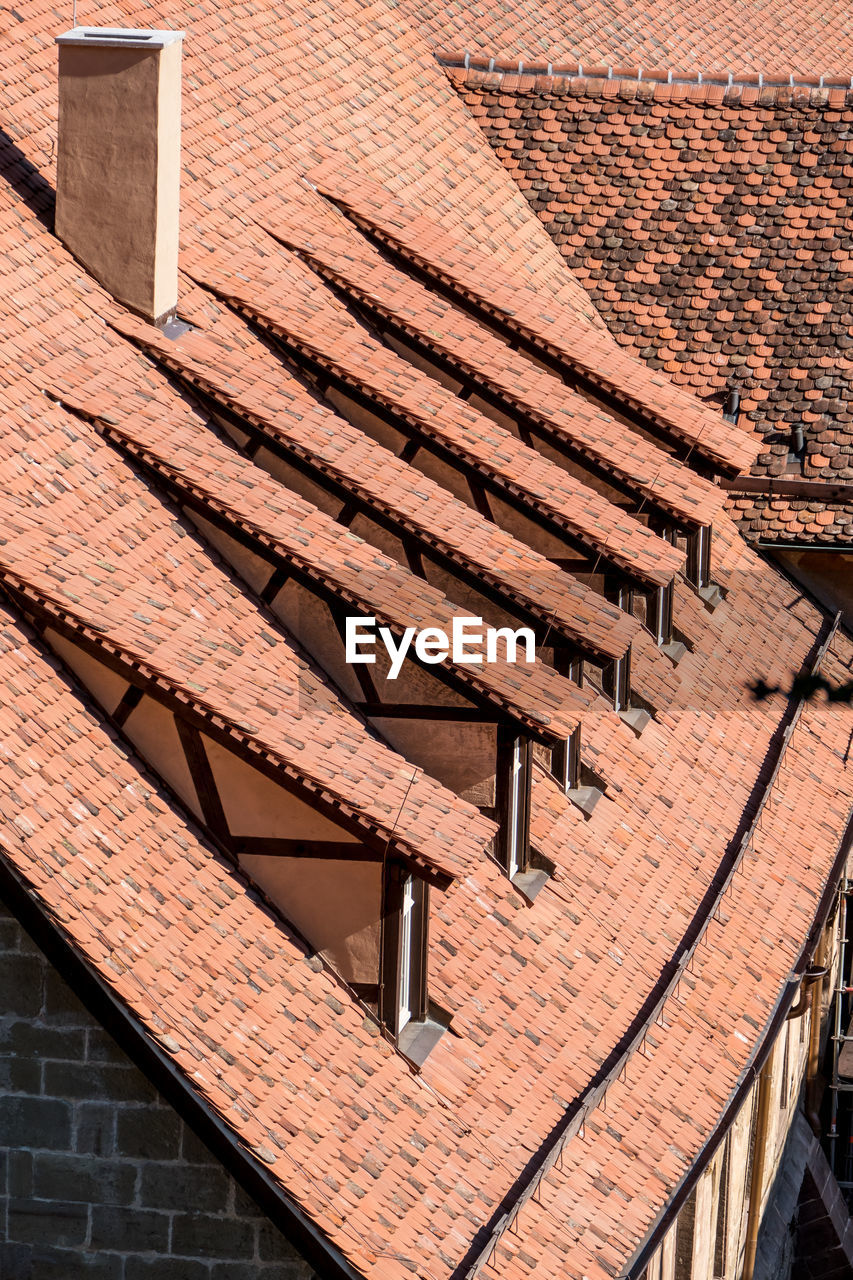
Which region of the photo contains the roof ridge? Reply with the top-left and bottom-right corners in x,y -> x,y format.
438,50 -> 853,107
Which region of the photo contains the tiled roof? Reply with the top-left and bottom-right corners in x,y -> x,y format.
401,0 -> 853,79
0,486 -> 491,884
473,651 -> 853,1278
307,162 -> 761,475
180,237 -> 685,587
54,353 -> 591,744
270,209 -> 726,530
1,3 -> 852,1280
2,511 -> 851,1280
0,605 -> 511,1277
109,283 -> 640,664
446,63 -> 853,545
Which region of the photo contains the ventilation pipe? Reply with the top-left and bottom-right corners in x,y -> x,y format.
723,388 -> 740,424
55,27 -> 183,324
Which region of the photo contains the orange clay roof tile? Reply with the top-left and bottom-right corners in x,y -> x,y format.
1,3 -> 852,1278
412,1 -> 853,80
446,66 -> 853,545
305,162 -> 761,474
0,393 -> 491,882
182,237 -> 684,588
109,293 -> 639,664
55,360 -> 590,743
268,210 -> 727,529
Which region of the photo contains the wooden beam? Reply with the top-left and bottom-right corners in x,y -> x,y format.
467,478 -> 494,521
328,603 -> 380,703
111,683 -> 143,728
402,537 -> 426,579
175,718 -> 230,844
357,702 -> 497,721
259,564 -> 291,605
235,838 -> 377,860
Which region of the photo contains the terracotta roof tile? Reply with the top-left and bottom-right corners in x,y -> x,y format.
448,67 -> 853,544
182,236 -> 684,588
269,210 -> 726,529
0,4 -> 852,1279
306,161 -> 761,474
0,605 -> 507,1276
55,359 -> 590,743
110,290 -> 639,664
0,384 -> 490,881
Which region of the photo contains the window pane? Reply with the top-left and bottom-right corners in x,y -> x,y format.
507,739 -> 522,877
398,874 -> 414,1030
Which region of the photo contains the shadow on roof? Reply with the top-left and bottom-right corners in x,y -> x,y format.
0,130 -> 55,230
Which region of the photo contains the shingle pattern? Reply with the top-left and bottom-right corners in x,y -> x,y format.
56,352 -> 590,742
183,236 -> 685,587
475,649 -> 853,1279
0,3 -> 852,1280
399,0 -> 853,79
307,162 -> 761,475
728,494 -> 853,544
0,487 -> 492,881
270,210 -> 726,530
0,606 -> 514,1278
1,511 -> 850,1280
447,64 -> 853,544
109,290 -> 639,663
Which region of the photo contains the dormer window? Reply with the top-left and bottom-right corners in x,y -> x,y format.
653,580 -> 674,647
606,647 -> 631,714
687,524 -> 723,609
381,865 -> 428,1040
688,525 -> 711,591
553,726 -> 581,794
496,731 -> 532,878
398,873 -> 415,1031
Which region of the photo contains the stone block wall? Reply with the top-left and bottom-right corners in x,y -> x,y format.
0,900 -> 318,1280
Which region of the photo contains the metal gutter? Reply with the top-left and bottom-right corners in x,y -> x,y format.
727,477 -> 853,503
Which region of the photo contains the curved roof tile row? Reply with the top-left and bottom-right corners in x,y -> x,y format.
182,238 -> 685,587
306,162 -> 761,474
269,211 -> 725,528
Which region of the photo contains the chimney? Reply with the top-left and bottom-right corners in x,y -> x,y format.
55,28 -> 183,325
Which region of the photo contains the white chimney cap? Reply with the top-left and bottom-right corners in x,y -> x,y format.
56,27 -> 184,50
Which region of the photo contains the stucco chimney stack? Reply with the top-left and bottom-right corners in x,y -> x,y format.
55,28 -> 183,325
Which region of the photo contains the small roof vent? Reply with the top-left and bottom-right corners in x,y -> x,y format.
55,27 -> 184,325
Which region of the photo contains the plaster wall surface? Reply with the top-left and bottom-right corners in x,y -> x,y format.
56,38 -> 180,321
